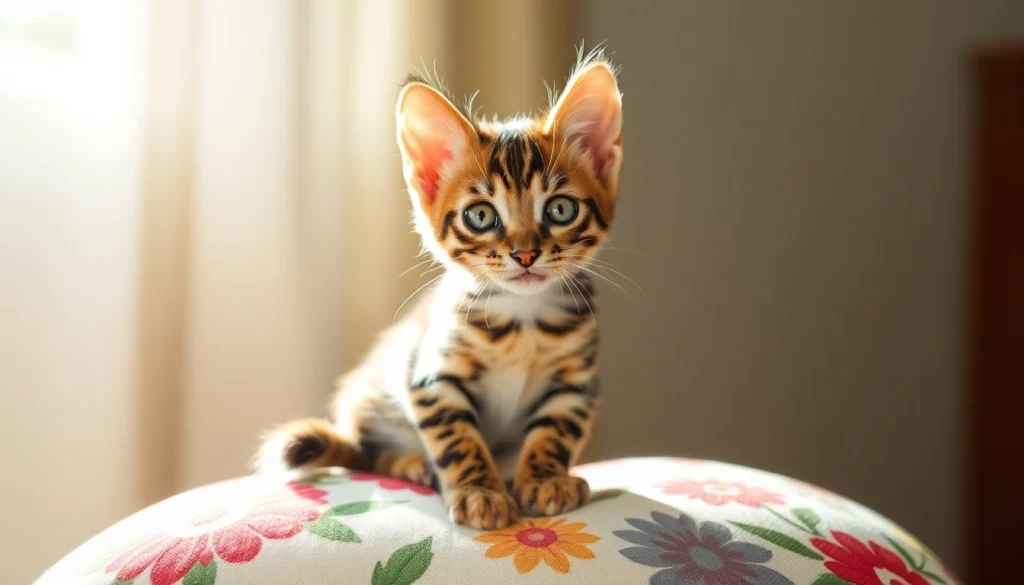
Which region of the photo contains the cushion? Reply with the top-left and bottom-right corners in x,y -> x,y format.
36,457 -> 960,585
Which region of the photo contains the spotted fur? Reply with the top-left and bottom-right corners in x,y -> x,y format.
255,49 -> 623,530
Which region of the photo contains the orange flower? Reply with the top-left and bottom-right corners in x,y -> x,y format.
475,517 -> 599,574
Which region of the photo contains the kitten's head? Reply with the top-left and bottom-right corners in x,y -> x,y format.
396,52 -> 623,296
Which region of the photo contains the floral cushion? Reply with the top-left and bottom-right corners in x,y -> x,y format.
37,458 -> 959,585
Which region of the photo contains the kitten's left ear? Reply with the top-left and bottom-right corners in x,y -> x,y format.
544,62 -> 623,193
396,82 -> 478,207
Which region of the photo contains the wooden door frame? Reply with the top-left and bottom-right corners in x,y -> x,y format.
968,45 -> 1024,584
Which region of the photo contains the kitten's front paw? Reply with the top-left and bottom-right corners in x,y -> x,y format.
446,487 -> 518,530
514,476 -> 590,517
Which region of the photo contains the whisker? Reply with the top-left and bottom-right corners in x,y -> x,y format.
463,279 -> 487,326
393,273 -> 445,324
596,246 -> 651,257
399,258 -> 437,278
562,268 -> 595,315
556,269 -> 582,315
471,280 -> 487,321
567,262 -> 637,305
453,278 -> 476,321
560,257 -> 647,298
418,265 -> 446,278
558,254 -> 618,268
484,284 -> 495,329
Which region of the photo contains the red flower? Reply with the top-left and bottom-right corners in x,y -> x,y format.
811,530 -> 929,585
659,478 -> 785,507
106,482 -> 327,585
349,472 -> 436,495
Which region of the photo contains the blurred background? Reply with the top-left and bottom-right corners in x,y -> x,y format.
3,1 -> 1023,582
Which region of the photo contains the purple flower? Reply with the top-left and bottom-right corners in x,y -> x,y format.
614,511 -> 792,585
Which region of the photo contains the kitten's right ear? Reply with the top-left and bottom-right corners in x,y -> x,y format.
396,82 -> 477,207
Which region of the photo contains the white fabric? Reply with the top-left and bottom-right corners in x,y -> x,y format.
37,458 -> 958,585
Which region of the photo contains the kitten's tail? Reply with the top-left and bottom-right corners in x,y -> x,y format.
252,418 -> 366,474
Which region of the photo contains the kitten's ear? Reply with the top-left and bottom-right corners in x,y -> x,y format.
544,62 -> 623,193
396,82 -> 477,207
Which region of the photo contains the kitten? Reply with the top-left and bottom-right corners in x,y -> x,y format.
255,51 -> 623,530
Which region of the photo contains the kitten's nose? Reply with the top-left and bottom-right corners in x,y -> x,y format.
510,249 -> 540,268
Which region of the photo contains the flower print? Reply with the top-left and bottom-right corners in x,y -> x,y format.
106,482 -> 326,585
288,480 -> 329,504
659,478 -> 785,508
614,510 -> 792,585
475,517 -> 599,574
811,530 -> 930,585
348,472 -> 436,495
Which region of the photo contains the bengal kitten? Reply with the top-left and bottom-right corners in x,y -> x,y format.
255,52 -> 623,530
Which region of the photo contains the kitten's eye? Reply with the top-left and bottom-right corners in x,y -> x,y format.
463,202 -> 500,232
545,196 -> 578,226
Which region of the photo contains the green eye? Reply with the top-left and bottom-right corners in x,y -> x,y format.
464,202 -> 500,232
545,196 -> 578,225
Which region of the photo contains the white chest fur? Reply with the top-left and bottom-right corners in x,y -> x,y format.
414,276 -> 593,444
470,289 -> 573,441
476,326 -> 543,441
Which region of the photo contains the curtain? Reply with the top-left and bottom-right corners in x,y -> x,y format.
0,1 -> 578,582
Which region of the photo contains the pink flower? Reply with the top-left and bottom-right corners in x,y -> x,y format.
106,482 -> 326,585
659,478 -> 785,508
349,472 -> 436,495
288,480 -> 329,504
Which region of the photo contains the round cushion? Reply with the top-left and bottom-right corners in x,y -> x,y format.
37,458 -> 959,585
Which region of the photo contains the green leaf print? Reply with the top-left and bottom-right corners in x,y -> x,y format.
886,535 -> 919,567
307,517 -> 361,543
919,569 -> 948,584
294,474 -> 348,486
811,574 -> 852,585
182,560 -> 217,585
921,569 -> 950,581
729,522 -> 824,560
110,579 -> 134,585
326,500 -> 404,516
792,508 -> 822,535
589,488 -> 627,503
764,506 -> 813,534
884,536 -> 947,584
371,537 -> 434,585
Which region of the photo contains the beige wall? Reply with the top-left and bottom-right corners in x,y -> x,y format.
582,1 -> 1024,570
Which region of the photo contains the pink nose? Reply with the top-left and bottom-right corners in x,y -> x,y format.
510,249 -> 540,267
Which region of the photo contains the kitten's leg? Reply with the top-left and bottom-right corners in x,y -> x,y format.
255,414 -> 434,487
513,387 -> 597,516
253,418 -> 367,473
327,376 -> 435,487
367,447 -> 435,488
410,376 -> 517,529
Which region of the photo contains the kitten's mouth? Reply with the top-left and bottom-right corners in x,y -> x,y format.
509,270 -> 547,284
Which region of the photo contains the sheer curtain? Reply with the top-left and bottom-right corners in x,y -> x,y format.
0,1 -> 577,581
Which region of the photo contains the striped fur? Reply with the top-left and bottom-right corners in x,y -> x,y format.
256,50 -> 623,530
